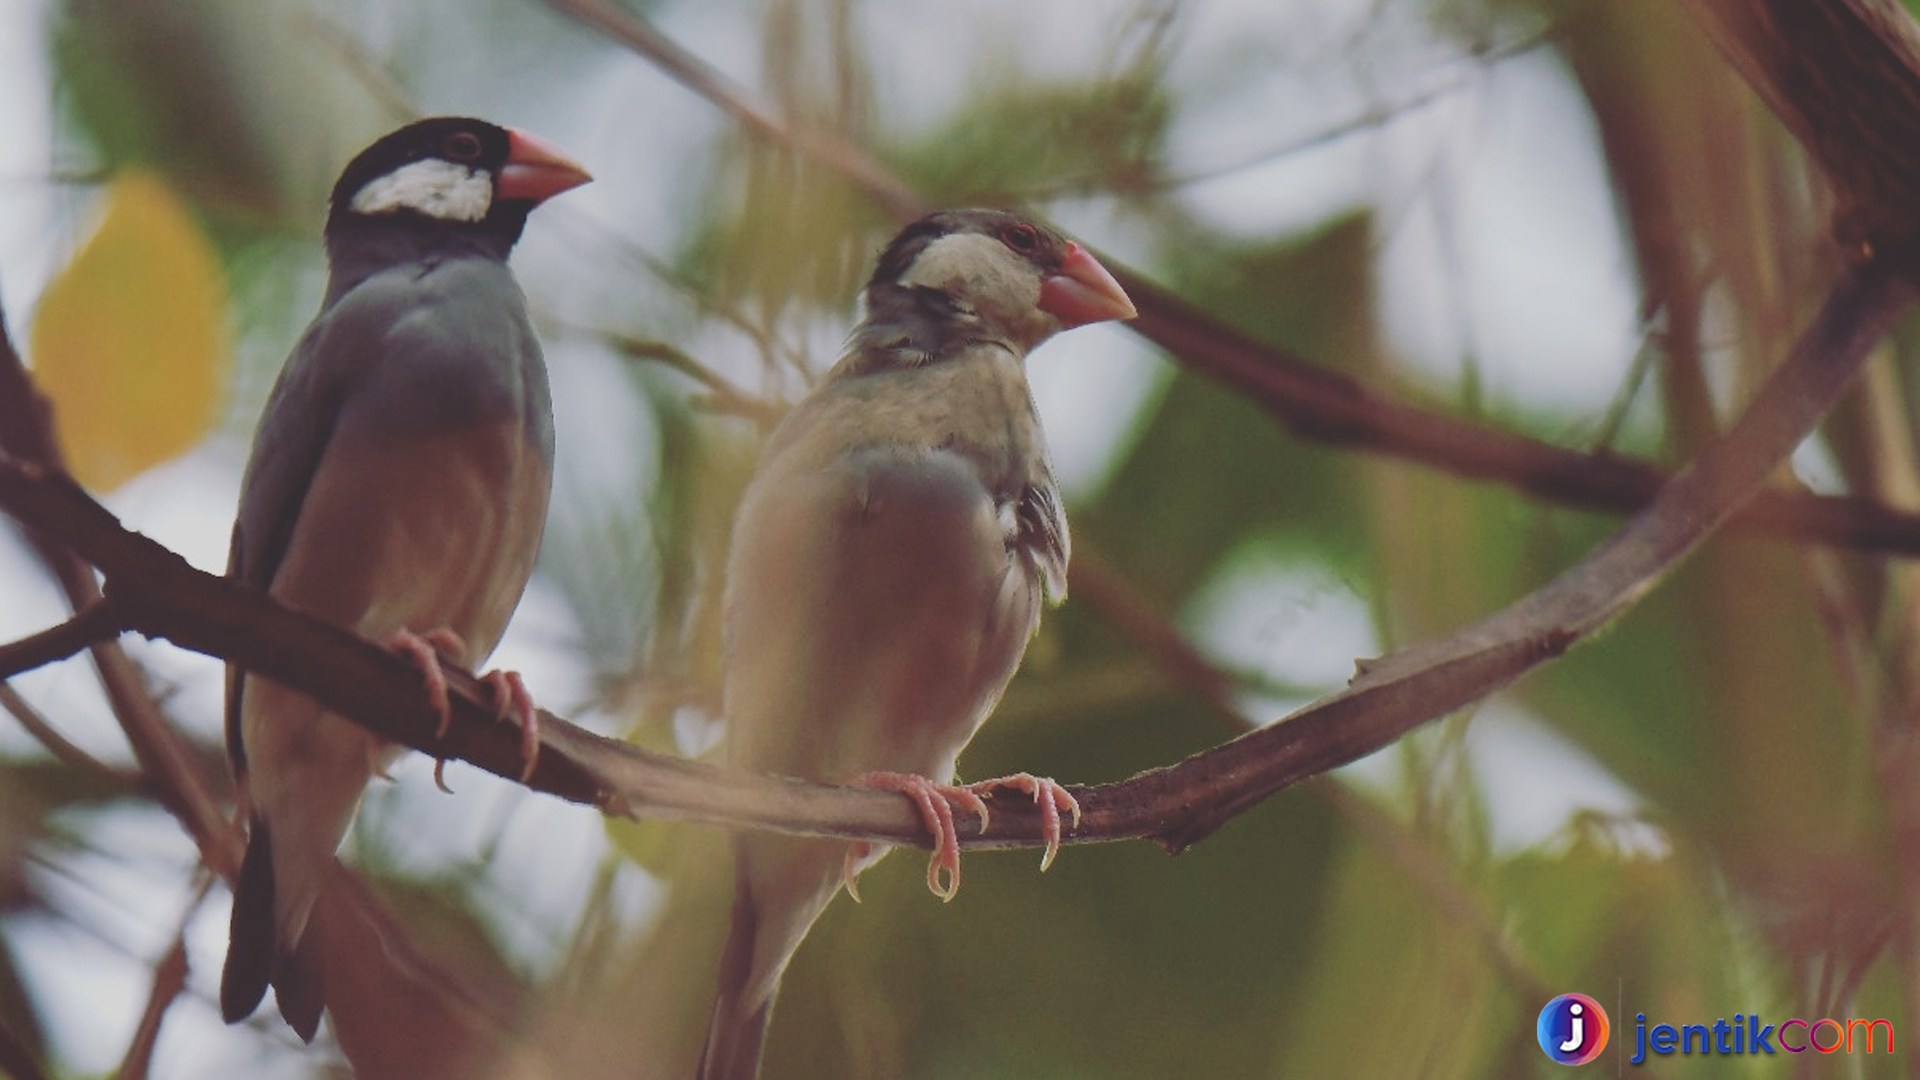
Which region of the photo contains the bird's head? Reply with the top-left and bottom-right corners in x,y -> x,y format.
327,117 -> 591,243
863,209 -> 1137,358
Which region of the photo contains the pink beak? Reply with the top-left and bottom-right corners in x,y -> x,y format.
498,129 -> 593,204
1037,242 -> 1138,327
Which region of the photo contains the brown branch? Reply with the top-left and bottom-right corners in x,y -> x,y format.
600,331 -> 784,425
1570,30 -> 1920,1067
0,300 -> 237,872
1680,0 -> 1920,259
0,454 -> 997,847
114,881 -> 203,1080
0,4 -> 1903,901
0,297 -> 540,1076
0,1020 -> 50,1080
546,0 -> 1920,557
544,0 -> 928,220
0,0 -> 1903,865
0,603 -> 120,679
1148,259 -> 1913,847
1116,269 -> 1920,553
1,250 -> 1902,854
1071,545 -> 1559,1004
0,682 -> 136,789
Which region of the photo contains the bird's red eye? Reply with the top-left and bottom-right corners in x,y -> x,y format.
444,132 -> 483,162
1003,223 -> 1041,253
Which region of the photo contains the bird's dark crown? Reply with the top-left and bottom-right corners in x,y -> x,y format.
865,209 -> 1070,292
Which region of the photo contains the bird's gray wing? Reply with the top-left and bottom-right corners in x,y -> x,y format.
222,258 -> 549,771
223,306 -> 366,773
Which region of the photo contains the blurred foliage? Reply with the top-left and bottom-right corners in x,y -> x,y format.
28,171 -> 229,491
4,0 -> 1919,1077
891,78 -> 1173,204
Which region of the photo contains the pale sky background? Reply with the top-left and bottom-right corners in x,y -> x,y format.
0,0 -> 1655,1074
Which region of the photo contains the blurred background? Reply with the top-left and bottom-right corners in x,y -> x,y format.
0,0 -> 1907,1076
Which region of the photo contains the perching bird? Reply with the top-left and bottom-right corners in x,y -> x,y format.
700,209 -> 1137,1079
218,117 -> 589,1040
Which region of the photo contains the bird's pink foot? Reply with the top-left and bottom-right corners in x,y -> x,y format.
391,627 -> 468,793
966,772 -> 1081,871
853,772 -> 991,902
388,627 -> 466,736
481,669 -> 540,781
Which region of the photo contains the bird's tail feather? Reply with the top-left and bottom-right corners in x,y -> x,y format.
220,817 -> 326,1042
221,819 -> 278,1024
698,861 -> 773,1080
275,935 -> 326,1043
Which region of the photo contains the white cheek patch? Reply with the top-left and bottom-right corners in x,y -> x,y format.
350,159 -> 493,222
898,232 -> 1040,310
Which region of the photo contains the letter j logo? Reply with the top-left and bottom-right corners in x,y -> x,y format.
1539,994 -> 1610,1065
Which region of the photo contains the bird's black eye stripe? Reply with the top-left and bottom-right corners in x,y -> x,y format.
444,131 -> 483,162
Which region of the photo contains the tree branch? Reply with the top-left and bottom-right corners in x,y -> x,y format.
1151,258 -> 1912,847
0,454 -> 1020,848
543,0 -> 928,220
0,0 -> 1909,864
1116,268 -> 1920,553
0,1020 -> 50,1080
2,245 -> 1903,853
0,603 -> 119,680
0,682 -> 135,788
545,0 -> 1920,556
0,301 -> 236,871
114,882 -> 202,1080
599,330 -> 784,425
1680,0 -> 1920,259
0,293 -> 550,1077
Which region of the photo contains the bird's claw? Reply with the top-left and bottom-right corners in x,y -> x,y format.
854,772 -> 991,902
388,627 -> 465,738
481,669 -> 540,781
967,772 -> 1080,872
390,630 -> 540,784
842,842 -> 872,903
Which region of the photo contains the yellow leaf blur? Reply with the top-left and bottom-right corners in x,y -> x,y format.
30,171 -> 229,491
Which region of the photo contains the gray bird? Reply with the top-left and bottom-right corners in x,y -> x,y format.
700,209 -> 1137,1079
218,117 -> 589,1040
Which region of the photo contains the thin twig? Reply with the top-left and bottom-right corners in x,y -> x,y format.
598,331 -> 784,425
115,877 -> 209,1080
544,0 -> 928,219
1012,22 -> 1562,201
0,682 -> 135,789
547,0 -> 1920,558
0,603 -> 122,680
